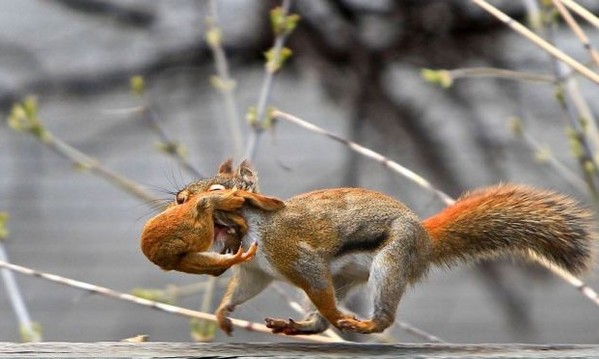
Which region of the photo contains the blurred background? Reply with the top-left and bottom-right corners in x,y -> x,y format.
1,0 -> 599,344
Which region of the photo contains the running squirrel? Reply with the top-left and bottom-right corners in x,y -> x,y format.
141,160 -> 596,336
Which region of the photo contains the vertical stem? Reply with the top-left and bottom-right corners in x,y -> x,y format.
244,0 -> 293,160
206,0 -> 244,160
0,243 -> 41,342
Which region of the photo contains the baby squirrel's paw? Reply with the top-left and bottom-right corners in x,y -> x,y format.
227,241 -> 258,265
212,190 -> 245,211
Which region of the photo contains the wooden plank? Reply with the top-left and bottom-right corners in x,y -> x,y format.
1,342 -> 599,358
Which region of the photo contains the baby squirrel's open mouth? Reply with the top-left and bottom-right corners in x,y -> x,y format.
211,219 -> 243,255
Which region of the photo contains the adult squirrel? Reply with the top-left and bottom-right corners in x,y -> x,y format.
142,160 -> 596,336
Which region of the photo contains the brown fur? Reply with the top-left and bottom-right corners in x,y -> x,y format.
423,184 -> 596,275
142,161 -> 596,337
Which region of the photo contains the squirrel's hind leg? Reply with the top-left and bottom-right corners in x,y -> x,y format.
265,270 -> 365,335
267,256 -> 358,335
338,221 -> 431,334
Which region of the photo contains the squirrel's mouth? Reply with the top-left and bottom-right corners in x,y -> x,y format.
210,220 -> 243,255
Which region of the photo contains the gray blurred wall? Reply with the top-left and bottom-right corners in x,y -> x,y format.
1,0 -> 598,344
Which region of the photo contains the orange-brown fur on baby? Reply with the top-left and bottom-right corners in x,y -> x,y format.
140,188 -> 284,276
141,189 -> 249,276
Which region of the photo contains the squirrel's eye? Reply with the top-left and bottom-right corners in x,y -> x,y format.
175,191 -> 188,205
209,184 -> 226,191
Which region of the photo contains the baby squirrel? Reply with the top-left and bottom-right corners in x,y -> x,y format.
141,160 -> 596,336
141,159 -> 282,276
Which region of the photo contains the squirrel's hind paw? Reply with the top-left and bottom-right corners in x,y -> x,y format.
337,318 -> 381,334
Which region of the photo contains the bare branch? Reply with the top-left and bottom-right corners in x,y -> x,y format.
205,0 -> 244,160
470,0 -> 599,85
0,243 -> 42,342
0,260 -> 340,343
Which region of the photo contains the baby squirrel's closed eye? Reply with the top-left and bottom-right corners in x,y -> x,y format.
175,190 -> 189,205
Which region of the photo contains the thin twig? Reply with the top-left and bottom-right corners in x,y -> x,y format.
244,0 -> 294,159
0,243 -> 41,342
470,0 -> 599,85
553,0 -> 599,68
8,101 -> 158,203
509,118 -> 588,193
103,105 -> 203,178
0,260 -> 340,343
538,6 -> 599,198
272,110 -> 455,205
549,0 -> 599,154
271,109 -> 599,308
393,321 -> 447,344
449,68 -> 555,84
560,0 -> 599,30
142,107 -> 203,178
206,0 -> 244,160
45,133 -> 157,203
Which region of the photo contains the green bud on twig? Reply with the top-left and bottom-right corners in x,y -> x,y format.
565,127 -> 583,159
155,142 -> 188,158
0,212 -> 8,241
190,318 -> 217,342
209,75 -> 236,92
534,146 -> 551,164
206,27 -> 222,48
270,7 -> 300,36
265,47 -> 293,73
421,69 -> 453,88
20,322 -> 42,343
130,75 -> 145,97
73,162 -> 93,172
7,97 -> 50,142
579,116 -> 589,131
263,106 -> 277,129
554,85 -> 566,106
246,106 -> 258,127
541,6 -> 559,25
507,116 -> 523,136
130,288 -> 174,304
584,160 -> 596,176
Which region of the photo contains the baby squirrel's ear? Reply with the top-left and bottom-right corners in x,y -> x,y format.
237,159 -> 257,187
236,190 -> 285,211
218,158 -> 234,174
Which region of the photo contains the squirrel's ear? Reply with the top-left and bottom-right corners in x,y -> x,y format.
218,158 -> 234,174
237,191 -> 285,211
237,159 -> 257,185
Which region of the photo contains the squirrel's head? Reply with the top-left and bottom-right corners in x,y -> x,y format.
177,159 -> 259,203
169,159 -> 260,257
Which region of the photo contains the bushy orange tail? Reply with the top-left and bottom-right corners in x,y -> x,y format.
423,184 -> 596,275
